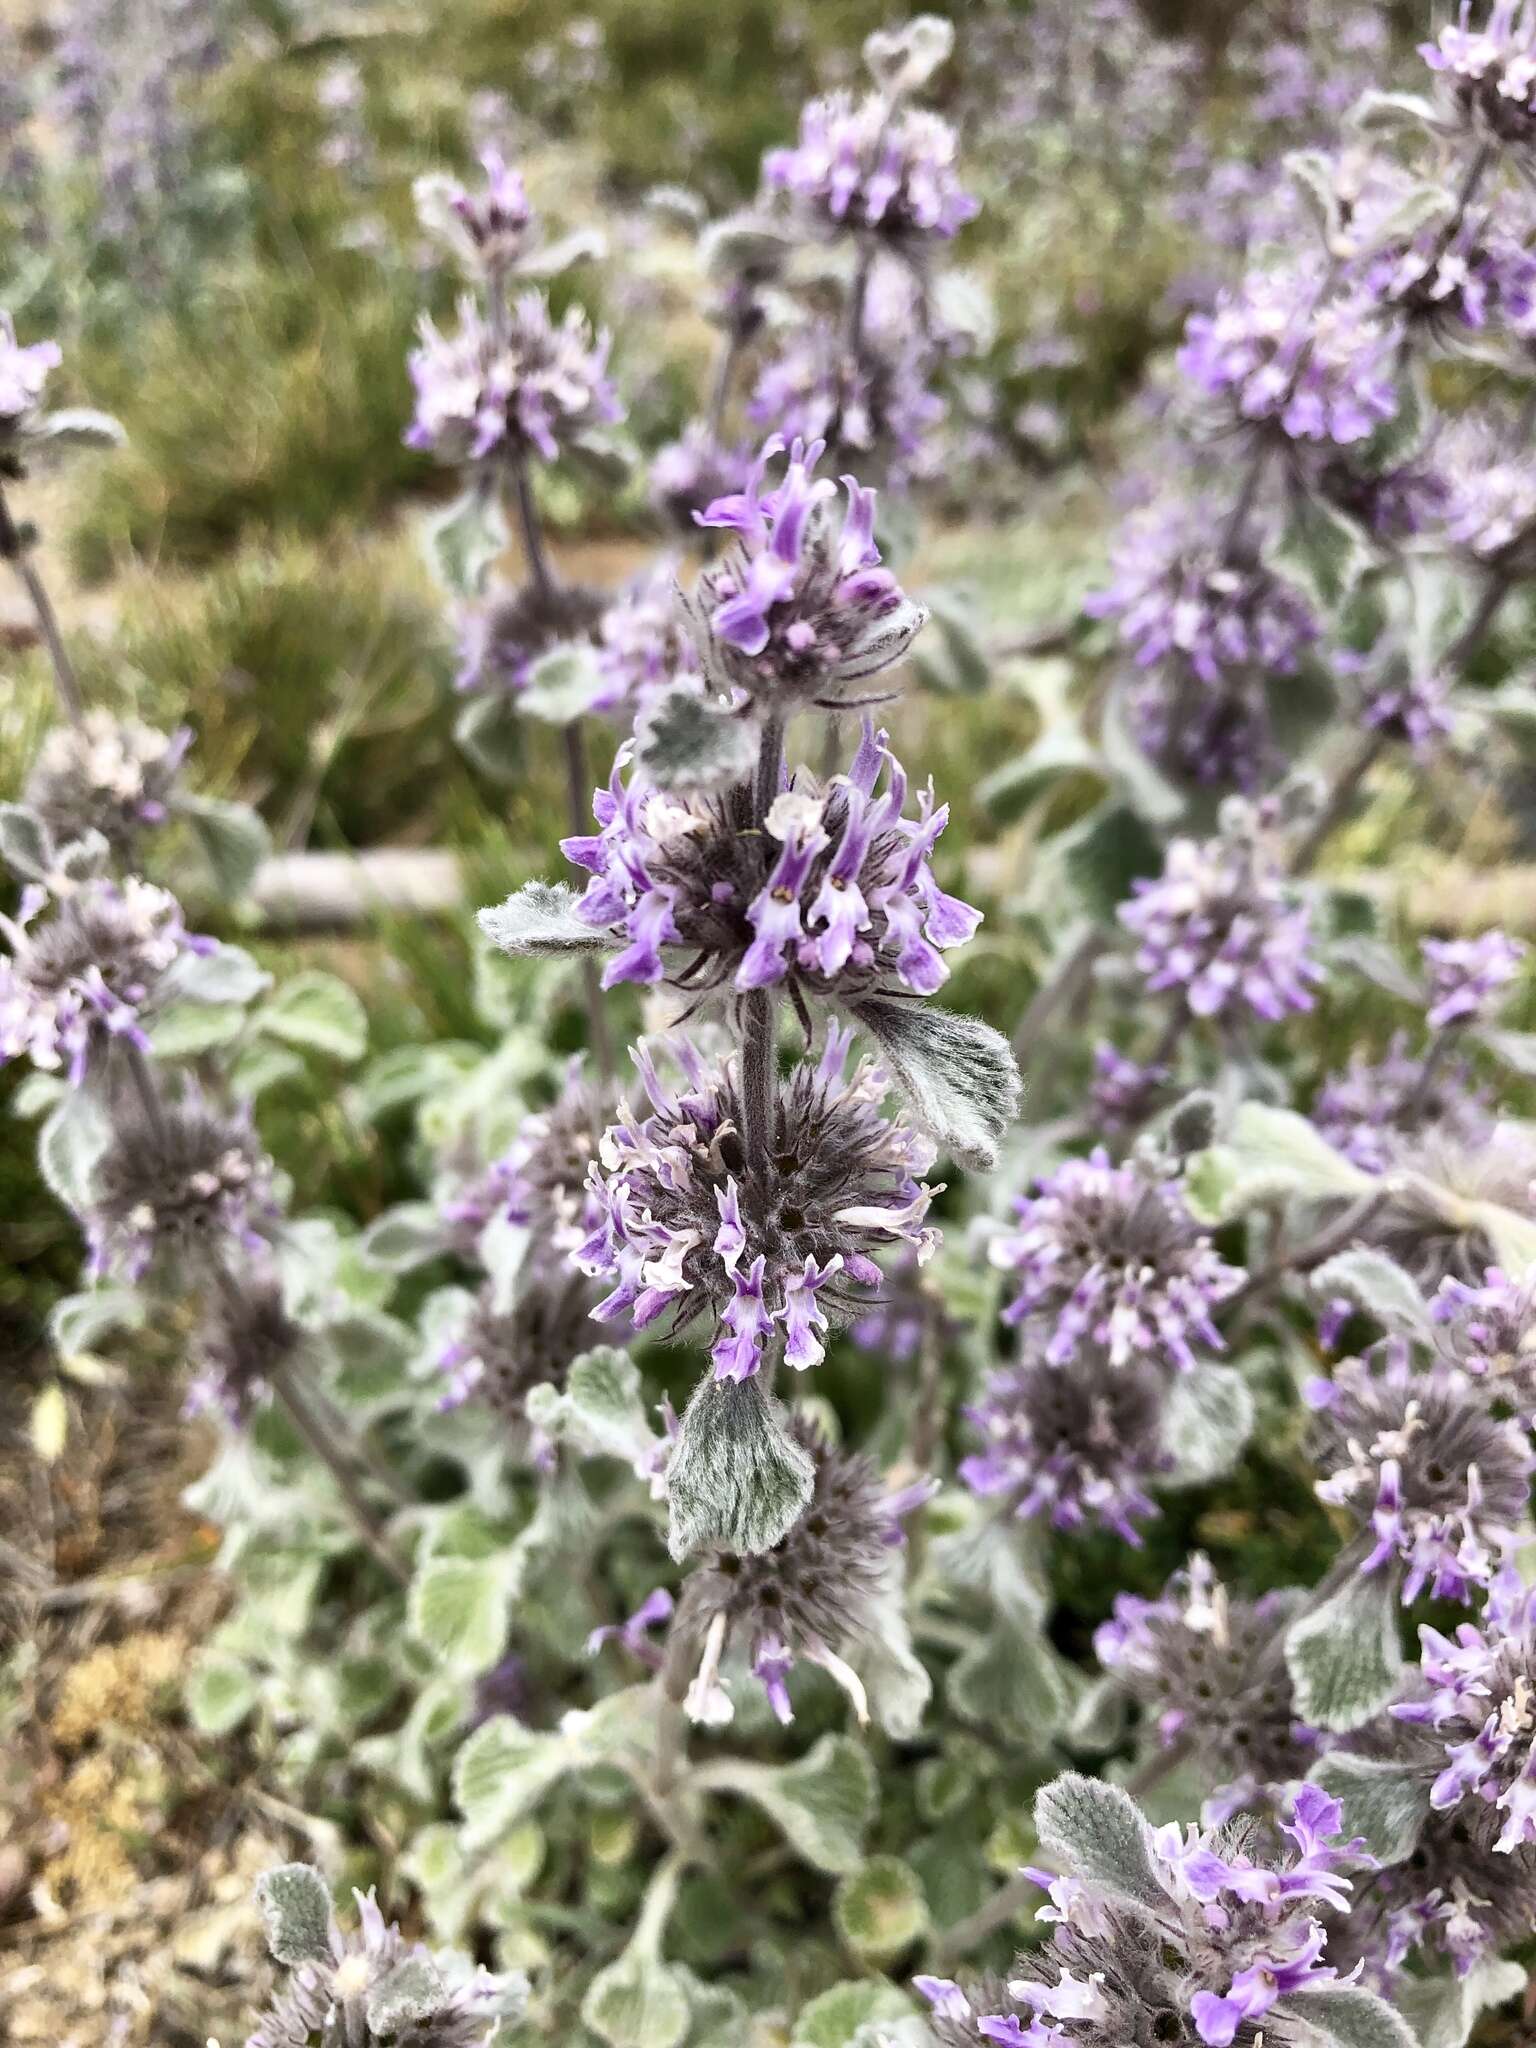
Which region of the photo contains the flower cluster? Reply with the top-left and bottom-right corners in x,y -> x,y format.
1358,657 -> 1455,757
959,1346 -> 1172,1541
747,317 -> 946,487
437,1272 -> 592,1435
1422,0 -> 1536,148
576,1027 -> 938,1383
84,1089 -> 273,1282
1422,928 -> 1525,1030
677,435 -> 927,712
562,718 -> 978,1000
592,563 -> 702,718
1431,1264 -> 1536,1414
406,291 -> 622,468
1095,1556 -> 1314,1815
185,1268 -> 303,1426
918,1778 -> 1368,2048
1313,1033 -> 1490,1173
0,877 -> 212,1083
763,91 -> 978,243
667,1419 -> 925,1725
1438,412 -> 1536,566
23,712 -> 190,855
988,1148 -> 1243,1374
0,309 -> 60,438
454,580 -> 604,697
648,423 -> 751,533
1177,264 -> 1399,446
1120,816 -> 1323,1024
1306,1344 -> 1534,1602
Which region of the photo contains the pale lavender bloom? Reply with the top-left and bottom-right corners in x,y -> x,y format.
586,1586 -> 673,1667
1438,413 -> 1536,566
924,1778 -> 1367,2048
1306,1346 -> 1533,1603
592,563 -> 702,718
575,1026 -> 938,1383
959,1347 -> 1173,1543
1314,453 -> 1449,544
23,713 -> 191,856
1095,1555 -> 1315,1817
0,310 -> 61,433
434,148 -> 534,275
746,317 -> 946,487
1178,264 -> 1400,447
85,1089 -> 274,1282
989,1149 -> 1242,1374
1431,1264 -> 1536,1416
440,1058 -> 613,1257
668,1419 -> 927,1726
1120,825 -> 1323,1025
562,719 -> 979,999
1422,1 -> 1536,149
0,877 -> 213,1084
184,1266 -> 301,1426
679,435 -> 927,712
763,91 -> 978,243
1313,1032 -> 1491,1173
1422,929 -> 1525,1030
1088,1042 -> 1168,1131
405,291 -> 621,468
648,424 -> 753,533
1394,1573 -> 1536,1853
1360,662 -> 1455,756
454,581 -> 605,697
437,1271 -> 594,1437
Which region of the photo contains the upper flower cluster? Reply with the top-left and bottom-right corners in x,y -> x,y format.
405,291 -> 621,469
1422,927 -> 1525,1030
562,718 -> 979,999
23,712 -> 190,856
763,91 -> 978,242
678,435 -> 926,711
918,1778 -> 1368,2048
0,876 -> 211,1084
1422,1 -> 1536,147
575,1026 -> 938,1383
1120,815 -> 1323,1024
1178,263 -> 1400,446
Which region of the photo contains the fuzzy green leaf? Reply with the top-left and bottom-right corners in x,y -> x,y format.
255,1863 -> 332,1965
665,1372 -> 815,1562
1285,1569 -> 1404,1733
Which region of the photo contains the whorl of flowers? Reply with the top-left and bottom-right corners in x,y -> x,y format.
405,291 -> 621,468
1095,1555 -> 1314,1816
185,1267 -> 303,1426
428,148 -> 533,275
1313,1032 -> 1491,1173
916,1779 -> 1368,2048
1315,451 -> 1450,544
667,1418 -> 927,1726
1359,660 -> 1455,756
454,579 -> 604,697
1177,263 -> 1400,447
958,1347 -> 1173,1542
1120,813 -> 1324,1024
249,1871 -> 524,2048
1422,1 -> 1536,147
678,435 -> 927,711
1306,1345 -> 1534,1603
648,424 -> 752,533
762,91 -> 978,243
746,318 -> 946,487
1438,412 -> 1536,566
84,1090 -> 273,1282
463,1058 -> 614,1255
0,309 -> 61,438
562,718 -> 979,999
592,564 -> 703,719
1422,927 -> 1525,1030
0,876 -> 212,1083
23,712 -> 191,855
1394,1572 -> 1536,1853
575,1026 -> 939,1384
437,1272 -> 592,1441
1431,1264 -> 1536,1414
988,1148 -> 1243,1374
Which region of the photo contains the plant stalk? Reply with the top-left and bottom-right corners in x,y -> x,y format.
0,477 -> 86,728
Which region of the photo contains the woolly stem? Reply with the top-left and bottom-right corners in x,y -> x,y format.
510,452 -> 556,601
272,1365 -> 410,1588
0,477 -> 86,728
120,1039 -> 168,1141
740,717 -> 784,1183
562,718 -> 617,1085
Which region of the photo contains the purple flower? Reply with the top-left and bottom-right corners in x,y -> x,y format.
1095,1555 -> 1315,1818
1359,660 -> 1455,757
989,1148 -> 1243,1374
1422,929 -> 1525,1030
575,1026 -> 938,1383
1313,1032 -> 1492,1173
1438,412 -> 1536,565
959,1347 -> 1173,1543
763,91 -> 978,243
23,713 -> 191,858
586,1586 -> 674,1667
437,1270 -> 596,1436
1088,1042 -> 1168,1131
746,315 -> 946,487
591,563 -> 703,719
184,1266 -> 302,1427
1314,453 -> 1450,545
405,291 -> 622,468
441,1058 -> 614,1259
421,148 -> 534,274
1307,1345 -> 1533,1603
1120,820 -> 1323,1025
85,1088 -> 275,1283
679,435 -> 927,711
562,719 -> 979,1000
1430,1264 -> 1536,1418
667,1419 -> 927,1727
648,424 -> 753,533
1422,1 -> 1536,148
0,309 -> 60,433
932,1774 -> 1370,2048
0,876 -> 212,1084
454,580 -> 605,698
